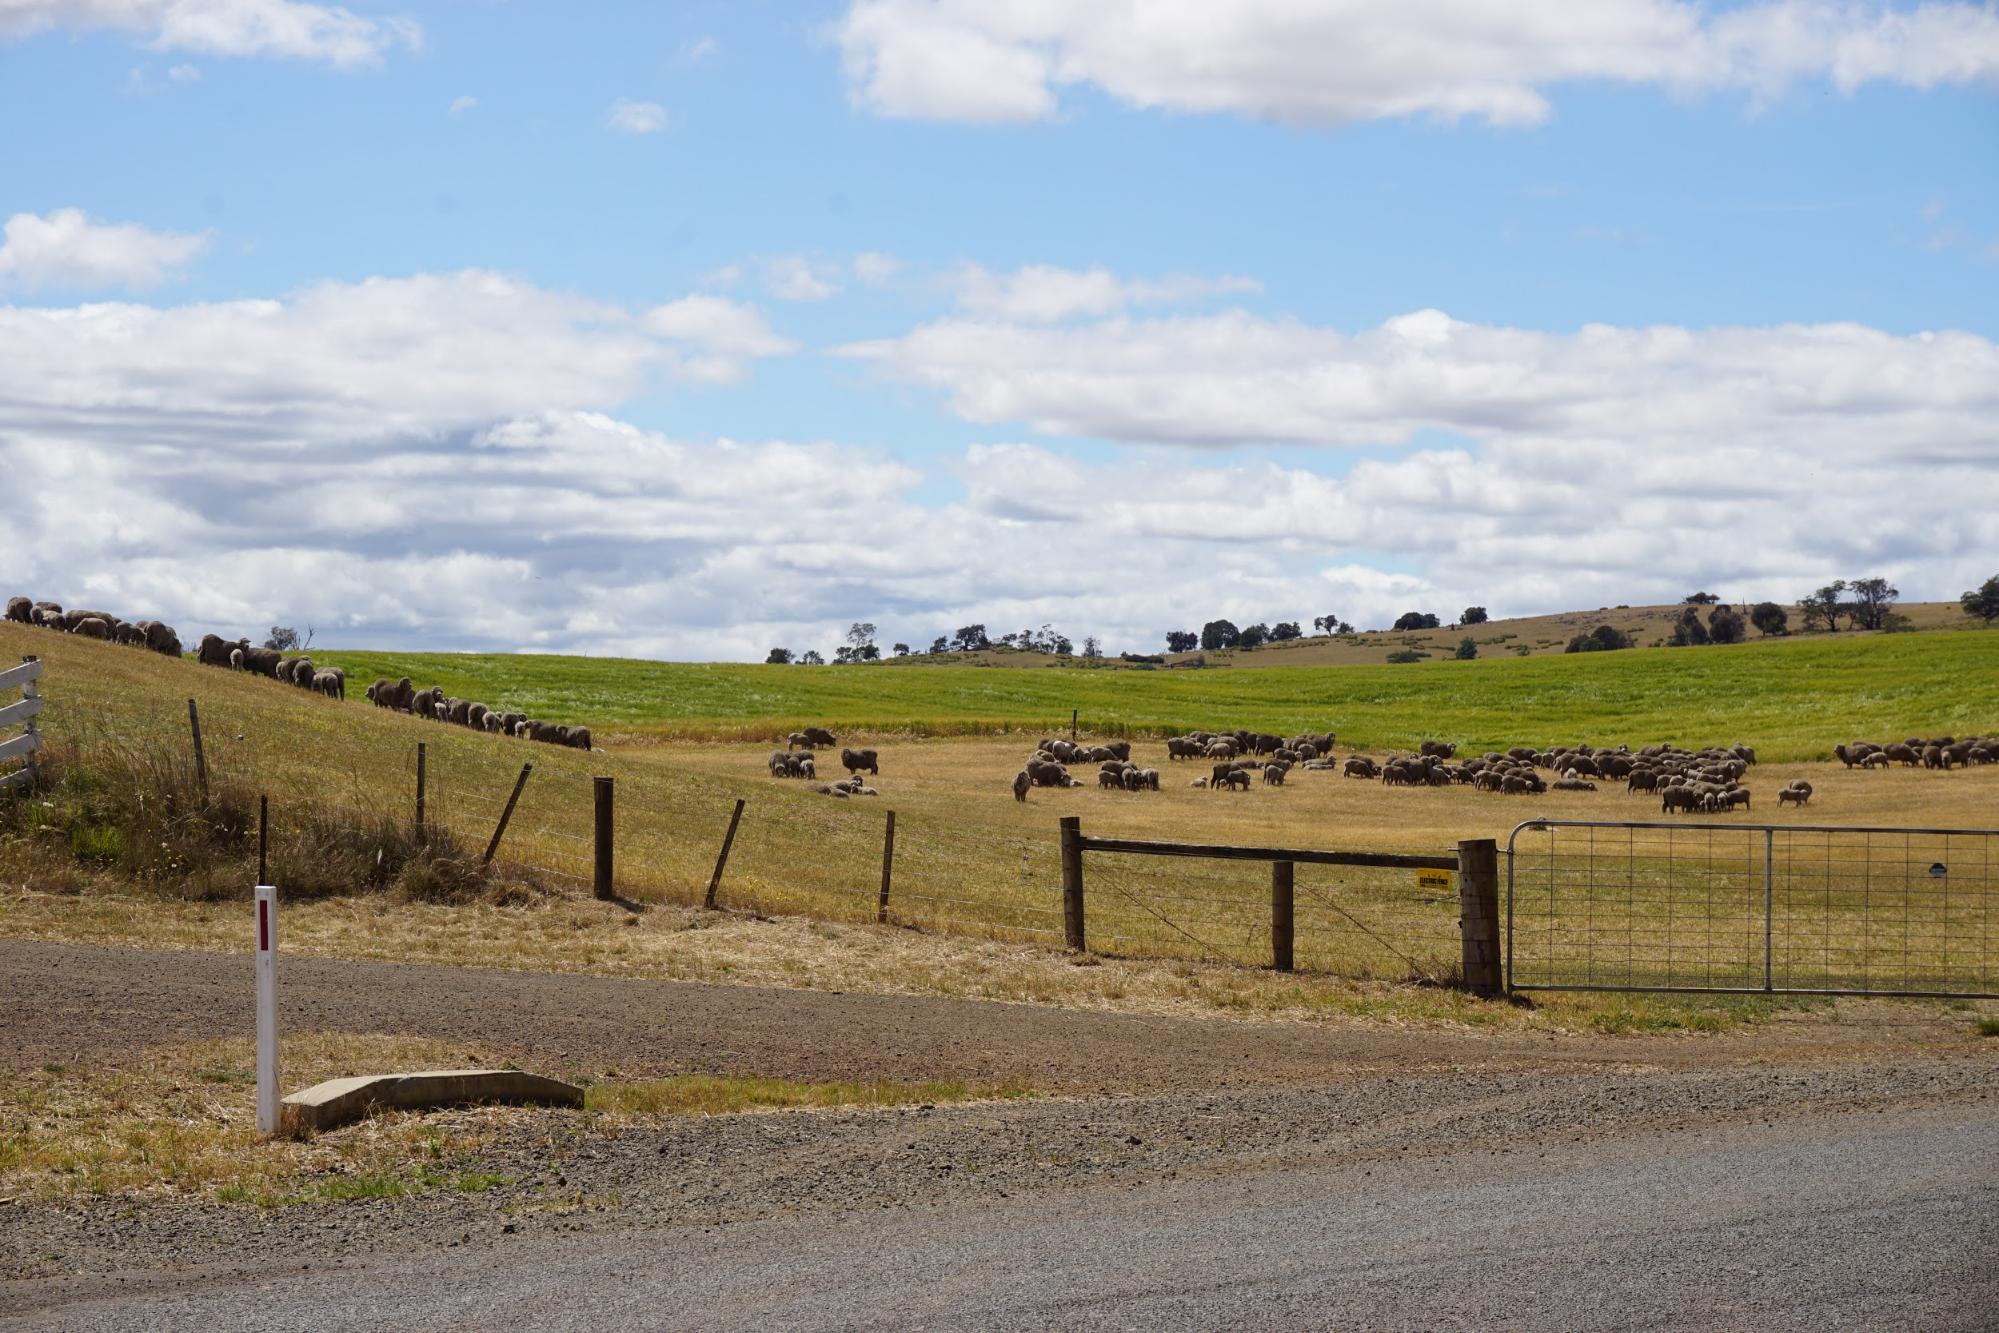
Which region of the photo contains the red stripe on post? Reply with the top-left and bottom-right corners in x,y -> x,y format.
259,899 -> 269,953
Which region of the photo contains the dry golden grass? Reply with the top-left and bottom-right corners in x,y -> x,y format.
5,619 -> 1995,1033
0,1032 -> 1019,1205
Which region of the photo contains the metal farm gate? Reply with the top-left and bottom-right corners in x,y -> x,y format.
1506,820 -> 1999,998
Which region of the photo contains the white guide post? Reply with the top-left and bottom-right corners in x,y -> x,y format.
255,884 -> 279,1135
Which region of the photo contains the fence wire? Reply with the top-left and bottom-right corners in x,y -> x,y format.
1508,820 -> 1999,996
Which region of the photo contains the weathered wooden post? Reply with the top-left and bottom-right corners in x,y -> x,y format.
705,797 -> 745,910
1456,838 -> 1502,995
482,763 -> 533,866
1271,860 -> 1295,972
877,809 -> 896,923
1070,708 -> 1078,743
187,698 -> 208,798
593,776 -> 615,901
1059,816 -> 1086,952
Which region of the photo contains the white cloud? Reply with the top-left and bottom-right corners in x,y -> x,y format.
852,251 -> 900,284
836,0 -> 1999,126
4,265 -> 1993,660
948,263 -> 1260,322
673,34 -> 718,67
1,0 -> 420,68
167,61 -> 199,81
607,97 -> 669,134
0,208 -> 208,291
843,305 -> 1999,460
763,255 -> 842,302
448,94 -> 477,116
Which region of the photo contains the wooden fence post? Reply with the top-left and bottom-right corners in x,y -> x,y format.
593,777 -> 615,901
483,763 -> 533,866
1070,708 -> 1078,743
1059,816 -> 1086,952
414,742 -> 426,832
1456,838 -> 1502,995
877,810 -> 896,923
1271,860 -> 1294,972
186,698 -> 208,798
705,797 -> 745,910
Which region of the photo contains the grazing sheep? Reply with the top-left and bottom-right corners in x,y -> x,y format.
312,668 -> 345,700
1189,777 -> 1209,788
196,633 -> 235,668
1216,769 -> 1251,792
1551,778 -> 1597,792
795,727 -> 837,749
1262,763 -> 1286,786
1419,740 -> 1456,758
2,597 -> 28,624
484,713 -> 505,733
1098,769 -> 1122,789
229,648 -> 245,671
567,726 -> 593,750
810,783 -> 849,798
141,621 -> 182,657
840,747 -> 879,777
71,616 -> 108,639
1777,786 -> 1810,807
1013,770 -> 1031,802
239,644 -> 282,678
1343,757 -> 1378,779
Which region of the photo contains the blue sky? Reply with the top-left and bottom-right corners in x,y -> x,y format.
2,1 -> 1997,657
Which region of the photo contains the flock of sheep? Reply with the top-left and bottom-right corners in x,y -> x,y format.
6,597 -> 182,657
767,730 -> 883,795
983,727 -> 1789,817
361,676 -> 594,750
195,634 -> 347,699
1832,737 -> 1995,770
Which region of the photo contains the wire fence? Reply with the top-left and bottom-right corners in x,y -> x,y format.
1507,820 -> 1999,996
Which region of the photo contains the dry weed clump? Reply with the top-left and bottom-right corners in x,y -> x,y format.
0,736 -> 549,908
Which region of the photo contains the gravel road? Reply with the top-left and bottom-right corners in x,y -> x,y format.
4,939 -> 1994,1329
9,1090 -> 1993,1330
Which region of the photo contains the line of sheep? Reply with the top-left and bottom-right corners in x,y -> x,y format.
1338,741 -> 1761,813
1832,737 -> 1995,770
193,634 -> 347,699
6,596 -> 183,657
360,676 -> 593,750
190,635 -> 347,699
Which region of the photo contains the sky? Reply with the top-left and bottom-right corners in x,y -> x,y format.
2,0 -> 1997,660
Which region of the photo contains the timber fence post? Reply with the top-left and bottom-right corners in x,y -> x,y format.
483,763 -> 533,866
187,698 -> 208,798
593,776 -> 615,901
1060,816 -> 1086,952
1271,860 -> 1295,972
877,810 -> 896,923
1456,838 -> 1502,995
705,797 -> 745,910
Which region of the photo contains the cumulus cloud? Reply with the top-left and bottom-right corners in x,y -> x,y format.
836,0 -> 1999,126
763,254 -> 842,302
948,263 -> 1261,322
0,208 -> 208,291
842,305 -> 1999,461
1,0 -> 420,68
448,94 -> 477,116
607,97 -> 669,134
4,265 -> 1993,659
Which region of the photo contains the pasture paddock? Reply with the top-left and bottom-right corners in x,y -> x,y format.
5,620 -> 1997,991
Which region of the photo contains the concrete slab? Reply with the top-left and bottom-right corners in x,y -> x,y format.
280,1068 -> 584,1135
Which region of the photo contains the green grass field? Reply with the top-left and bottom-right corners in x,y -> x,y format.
315,628 -> 1999,762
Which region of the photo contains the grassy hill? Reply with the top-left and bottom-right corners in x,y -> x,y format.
308,628 -> 1999,761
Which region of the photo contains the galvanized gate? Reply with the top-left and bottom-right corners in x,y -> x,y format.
1506,820 -> 1999,998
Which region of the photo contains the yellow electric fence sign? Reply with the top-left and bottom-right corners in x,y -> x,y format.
1416,869 -> 1454,891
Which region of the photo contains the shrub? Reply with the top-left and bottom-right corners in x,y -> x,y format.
1386,649 -> 1424,664
1454,637 -> 1478,660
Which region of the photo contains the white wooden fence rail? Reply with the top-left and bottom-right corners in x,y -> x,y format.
0,656 -> 42,791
